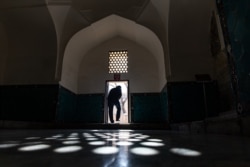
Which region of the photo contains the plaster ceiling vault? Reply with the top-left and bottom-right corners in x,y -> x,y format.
0,0 -> 216,86
45,0 -> 171,81
0,0 -> 170,73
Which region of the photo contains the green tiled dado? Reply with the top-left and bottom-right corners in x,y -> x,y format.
57,86 -> 104,123
131,93 -> 168,123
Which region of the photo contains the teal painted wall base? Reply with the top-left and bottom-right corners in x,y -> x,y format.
131,92 -> 168,123
58,86 -> 168,124
57,86 -> 104,123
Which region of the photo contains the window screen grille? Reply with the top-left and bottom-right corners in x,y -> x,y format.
108,50 -> 128,73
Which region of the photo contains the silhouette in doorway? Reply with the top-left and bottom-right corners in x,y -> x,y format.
108,86 -> 122,123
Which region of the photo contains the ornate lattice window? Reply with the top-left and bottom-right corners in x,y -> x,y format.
108,50 -> 128,73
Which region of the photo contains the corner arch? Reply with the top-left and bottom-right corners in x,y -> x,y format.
60,14 -> 166,93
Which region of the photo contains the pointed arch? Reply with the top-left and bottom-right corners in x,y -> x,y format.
61,14 -> 166,93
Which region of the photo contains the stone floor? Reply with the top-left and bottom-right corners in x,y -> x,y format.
0,129 -> 250,167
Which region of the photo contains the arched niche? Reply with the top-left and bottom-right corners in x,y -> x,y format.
61,14 -> 166,93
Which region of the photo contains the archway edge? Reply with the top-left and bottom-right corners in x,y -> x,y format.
61,14 -> 166,93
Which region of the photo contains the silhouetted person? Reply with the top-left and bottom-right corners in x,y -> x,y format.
108,86 -> 122,123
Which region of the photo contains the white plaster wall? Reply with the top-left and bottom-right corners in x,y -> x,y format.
61,15 -> 166,93
78,37 -> 159,94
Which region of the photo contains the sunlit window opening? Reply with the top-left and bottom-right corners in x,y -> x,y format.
108,50 -> 128,73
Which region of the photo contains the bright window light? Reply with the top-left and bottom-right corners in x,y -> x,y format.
108,50 -> 128,74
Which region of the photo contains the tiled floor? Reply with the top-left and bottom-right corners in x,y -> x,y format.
0,129 -> 250,167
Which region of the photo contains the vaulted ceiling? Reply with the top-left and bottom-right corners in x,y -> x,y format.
71,0 -> 149,22
0,0 -> 216,83
0,0 -> 150,24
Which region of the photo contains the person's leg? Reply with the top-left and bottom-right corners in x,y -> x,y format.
115,101 -> 121,121
108,103 -> 114,123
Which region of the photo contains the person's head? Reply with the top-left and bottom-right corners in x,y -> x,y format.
116,86 -> 121,89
